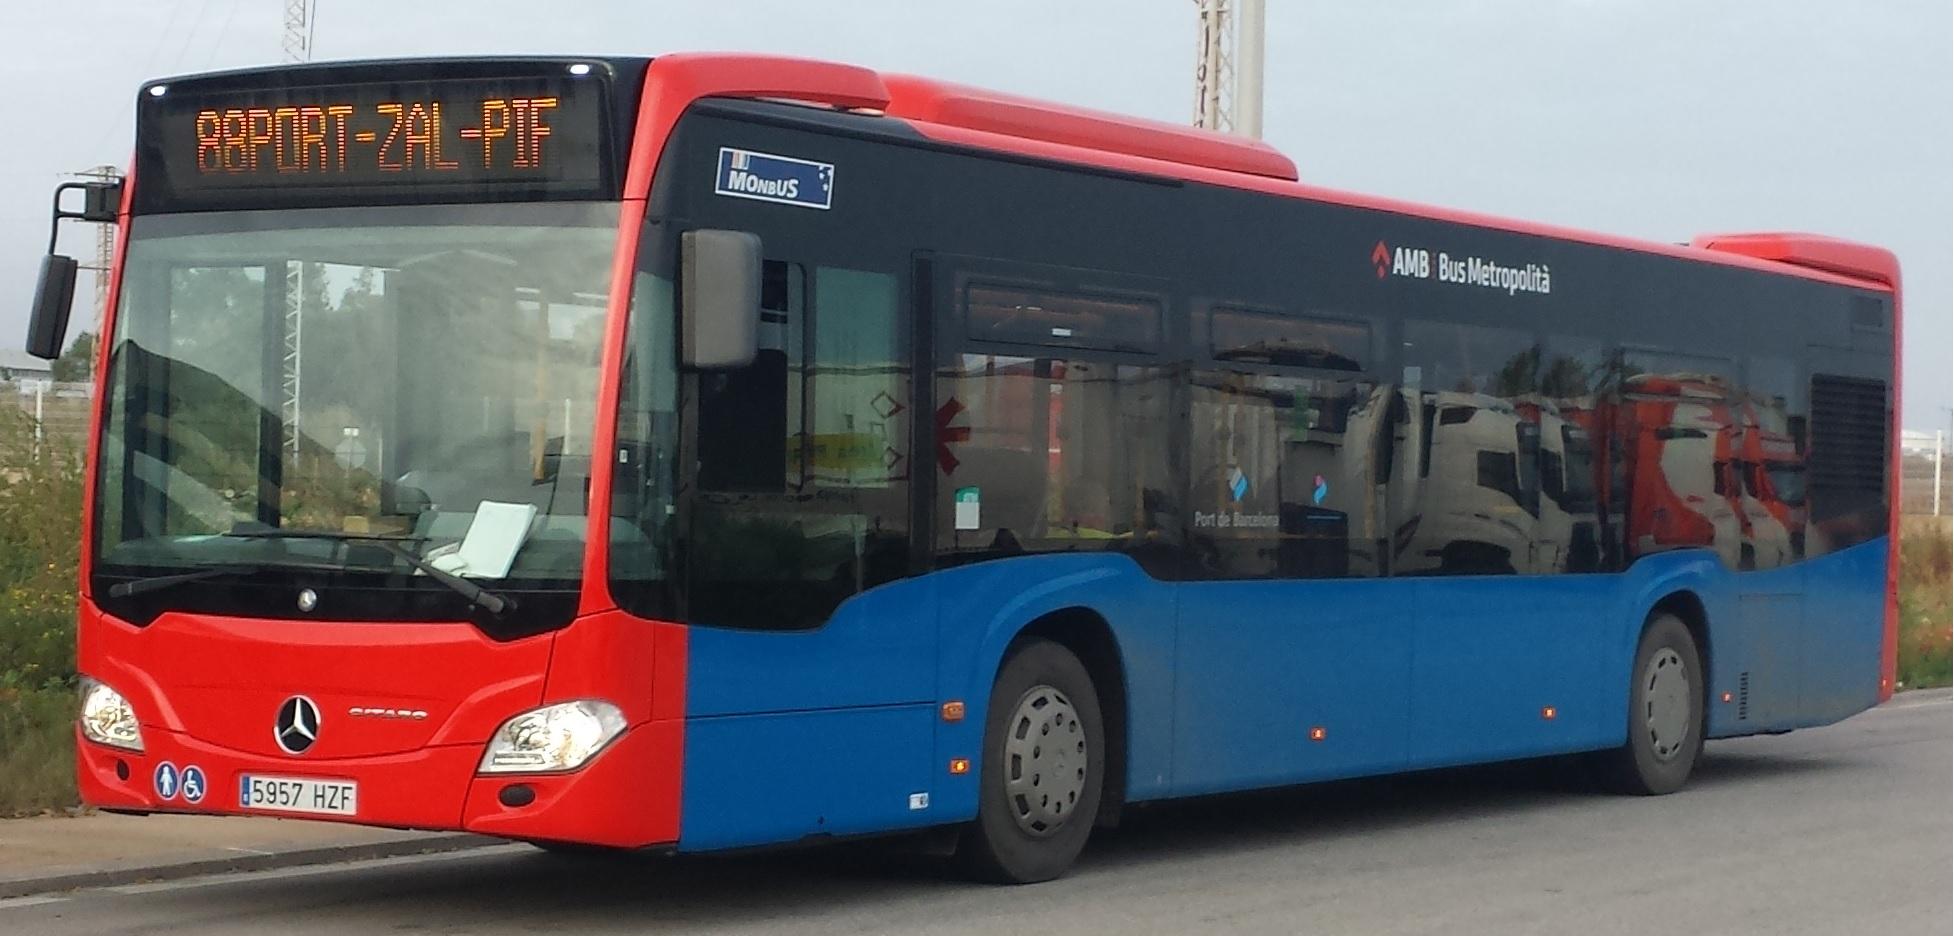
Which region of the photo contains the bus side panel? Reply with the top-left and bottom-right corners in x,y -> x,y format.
683,575 -> 939,718
928,554 -> 1180,820
1172,579 -> 1412,795
1406,574 -> 1620,769
677,704 -> 939,851
1794,536 -> 1886,725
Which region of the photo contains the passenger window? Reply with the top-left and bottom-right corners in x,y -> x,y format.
936,354 -> 1176,564
1396,321 -> 1541,575
965,282 -> 1161,353
1189,369 -> 1386,578
1210,308 -> 1368,371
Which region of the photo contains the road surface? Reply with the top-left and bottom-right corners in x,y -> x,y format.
4,692 -> 1946,935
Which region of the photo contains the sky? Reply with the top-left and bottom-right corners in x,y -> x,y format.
2,0 -> 1948,428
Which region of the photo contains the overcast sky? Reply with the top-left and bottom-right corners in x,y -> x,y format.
3,0 -> 1947,427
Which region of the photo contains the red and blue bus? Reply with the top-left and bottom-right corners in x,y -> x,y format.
26,53 -> 1900,883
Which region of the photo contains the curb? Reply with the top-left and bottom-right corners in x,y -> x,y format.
0,833 -> 496,900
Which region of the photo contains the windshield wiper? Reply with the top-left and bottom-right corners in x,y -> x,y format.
105,558 -> 352,598
222,527 -> 515,615
108,565 -> 262,598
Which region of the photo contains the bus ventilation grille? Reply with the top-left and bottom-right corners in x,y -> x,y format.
1809,375 -> 1889,497
1737,672 -> 1750,721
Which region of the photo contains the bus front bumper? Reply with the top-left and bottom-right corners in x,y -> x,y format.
75,719 -> 683,848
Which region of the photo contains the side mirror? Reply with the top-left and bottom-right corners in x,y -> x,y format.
28,178 -> 121,360
27,255 -> 78,360
680,229 -> 761,369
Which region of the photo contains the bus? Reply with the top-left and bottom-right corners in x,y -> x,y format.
26,53 -> 1900,884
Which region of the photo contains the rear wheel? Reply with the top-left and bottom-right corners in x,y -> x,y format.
1594,613 -> 1705,794
958,639 -> 1105,884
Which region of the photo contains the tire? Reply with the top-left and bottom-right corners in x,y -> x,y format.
958,639 -> 1106,884
1593,613 -> 1705,795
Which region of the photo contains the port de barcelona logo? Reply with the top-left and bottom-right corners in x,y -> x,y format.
1371,239 -> 1553,296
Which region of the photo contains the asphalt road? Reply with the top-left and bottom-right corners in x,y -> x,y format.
5,692 -> 1947,936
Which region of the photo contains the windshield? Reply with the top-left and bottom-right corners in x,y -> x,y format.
96,202 -> 619,583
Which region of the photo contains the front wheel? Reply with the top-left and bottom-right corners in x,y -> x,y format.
958,639 -> 1105,884
1593,613 -> 1705,795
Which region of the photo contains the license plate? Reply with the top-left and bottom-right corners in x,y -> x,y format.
238,774 -> 359,817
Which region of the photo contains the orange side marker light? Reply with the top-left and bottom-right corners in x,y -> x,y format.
1721,692 -> 1734,704
1307,726 -> 1327,742
949,758 -> 971,775
940,701 -> 965,722
1541,706 -> 1558,721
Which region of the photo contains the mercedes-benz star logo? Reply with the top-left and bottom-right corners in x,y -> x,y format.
275,695 -> 321,755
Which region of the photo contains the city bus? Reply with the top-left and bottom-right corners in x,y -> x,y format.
25,53 -> 1901,883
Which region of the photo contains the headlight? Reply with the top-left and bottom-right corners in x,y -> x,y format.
78,677 -> 144,752
478,700 -> 626,774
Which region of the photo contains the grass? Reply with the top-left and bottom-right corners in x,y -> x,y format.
0,688 -> 78,817
1896,517 -> 1953,690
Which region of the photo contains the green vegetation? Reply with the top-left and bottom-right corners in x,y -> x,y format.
1896,518 -> 1952,690
0,405 -> 82,815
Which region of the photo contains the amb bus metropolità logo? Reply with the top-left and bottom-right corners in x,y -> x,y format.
1371,239 -> 1554,296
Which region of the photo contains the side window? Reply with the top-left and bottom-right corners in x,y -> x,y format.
1617,348 -> 1743,567
686,259 -> 912,631
1396,320 -> 1540,575
1540,337 -> 1618,572
1742,355 -> 1807,563
936,273 -> 1176,568
966,282 -> 1161,353
1189,366 -> 1385,579
937,354 -> 1176,561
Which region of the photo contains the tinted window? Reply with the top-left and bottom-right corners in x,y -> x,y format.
966,282 -> 1161,353
687,261 -> 912,630
1189,370 -> 1385,578
1211,308 -> 1368,371
936,354 -> 1176,564
1397,321 -> 1541,575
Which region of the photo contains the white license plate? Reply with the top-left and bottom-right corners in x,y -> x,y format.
238,774 -> 359,817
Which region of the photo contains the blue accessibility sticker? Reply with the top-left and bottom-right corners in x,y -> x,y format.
714,147 -> 835,210
154,761 -> 180,801
181,765 -> 207,804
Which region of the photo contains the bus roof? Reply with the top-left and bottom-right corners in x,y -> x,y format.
646,53 -> 1891,294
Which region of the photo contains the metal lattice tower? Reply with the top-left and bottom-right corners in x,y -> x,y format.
71,165 -> 122,335
282,0 -> 312,63
280,0 -> 315,456
1191,0 -> 1265,138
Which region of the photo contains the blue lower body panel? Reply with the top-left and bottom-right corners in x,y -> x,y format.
678,703 -> 939,852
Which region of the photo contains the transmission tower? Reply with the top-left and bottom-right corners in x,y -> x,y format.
280,0 -> 316,457
282,0 -> 314,63
69,165 -> 122,337
1191,0 -> 1265,138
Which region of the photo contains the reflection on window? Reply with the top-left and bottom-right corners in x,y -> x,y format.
965,282 -> 1161,353
1189,370 -> 1384,578
1210,308 -> 1368,371
686,263 -> 911,631
937,356 -> 1175,564
99,203 -> 618,581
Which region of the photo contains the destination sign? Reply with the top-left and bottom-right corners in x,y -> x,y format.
141,73 -> 611,207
